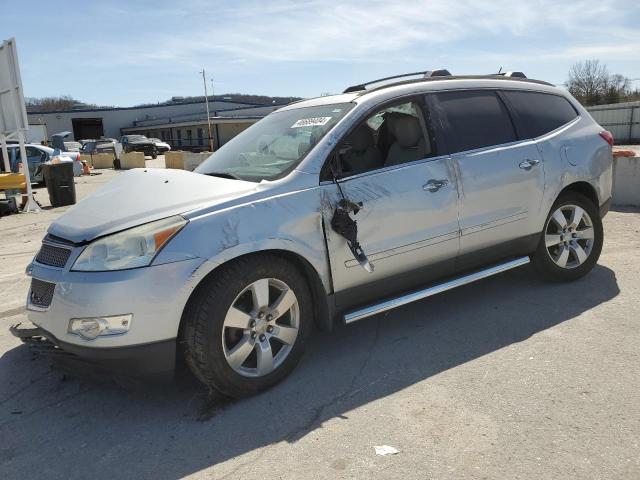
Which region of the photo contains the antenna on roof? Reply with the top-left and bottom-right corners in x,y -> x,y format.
497,66 -> 503,74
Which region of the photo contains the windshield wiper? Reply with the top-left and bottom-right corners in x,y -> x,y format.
204,171 -> 242,181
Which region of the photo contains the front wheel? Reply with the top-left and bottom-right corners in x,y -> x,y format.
531,192 -> 603,281
182,255 -> 312,398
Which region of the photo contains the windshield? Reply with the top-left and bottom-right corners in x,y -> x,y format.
196,103 -> 354,182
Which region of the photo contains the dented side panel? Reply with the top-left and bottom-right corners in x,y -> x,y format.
320,157 -> 460,293
159,184 -> 333,297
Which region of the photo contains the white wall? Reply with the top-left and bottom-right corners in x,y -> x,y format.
26,100 -> 266,140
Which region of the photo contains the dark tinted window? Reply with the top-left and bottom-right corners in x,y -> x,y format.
435,90 -> 516,153
502,91 -> 578,138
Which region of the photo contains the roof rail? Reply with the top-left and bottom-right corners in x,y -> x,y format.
343,69 -> 451,93
496,71 -> 527,78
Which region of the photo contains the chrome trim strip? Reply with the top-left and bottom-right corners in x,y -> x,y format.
344,230 -> 459,268
460,211 -> 528,237
343,256 -> 530,324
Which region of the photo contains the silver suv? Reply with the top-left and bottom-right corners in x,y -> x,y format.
15,71 -> 613,397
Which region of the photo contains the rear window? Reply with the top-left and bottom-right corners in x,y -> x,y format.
502,91 -> 578,138
434,90 -> 516,154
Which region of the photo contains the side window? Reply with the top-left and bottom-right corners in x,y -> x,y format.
26,147 -> 44,159
502,91 -> 578,139
337,100 -> 431,177
434,90 -> 516,154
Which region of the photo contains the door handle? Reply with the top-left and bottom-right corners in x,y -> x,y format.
423,179 -> 448,192
519,159 -> 540,170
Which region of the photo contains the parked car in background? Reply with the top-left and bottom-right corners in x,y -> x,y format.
17,71 -> 613,398
149,137 -> 171,153
121,134 -> 158,158
81,138 -> 123,160
64,141 -> 83,152
0,144 -> 82,183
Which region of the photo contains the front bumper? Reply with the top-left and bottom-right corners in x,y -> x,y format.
10,323 -> 176,377
26,255 -> 204,349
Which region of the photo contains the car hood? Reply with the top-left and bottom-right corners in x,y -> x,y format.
48,168 -> 257,243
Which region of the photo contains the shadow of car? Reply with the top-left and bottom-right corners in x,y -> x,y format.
0,264 -> 619,480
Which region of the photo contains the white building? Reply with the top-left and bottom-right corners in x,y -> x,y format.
27,98 -> 286,150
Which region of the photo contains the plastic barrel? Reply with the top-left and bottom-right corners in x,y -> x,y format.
42,163 -> 76,207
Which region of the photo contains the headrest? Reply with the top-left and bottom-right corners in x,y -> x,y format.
348,124 -> 374,152
387,113 -> 422,148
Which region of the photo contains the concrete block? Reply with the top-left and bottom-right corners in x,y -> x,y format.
90,153 -> 115,169
613,156 -> 640,207
120,152 -> 146,169
165,151 -> 185,170
183,151 -> 211,171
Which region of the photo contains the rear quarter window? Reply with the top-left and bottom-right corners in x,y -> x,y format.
502,91 -> 578,139
434,90 -> 517,154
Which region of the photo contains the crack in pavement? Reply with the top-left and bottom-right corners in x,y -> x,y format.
285,317 -> 382,442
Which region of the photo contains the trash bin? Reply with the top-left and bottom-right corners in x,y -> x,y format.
42,162 -> 76,207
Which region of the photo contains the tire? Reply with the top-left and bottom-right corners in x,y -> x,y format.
151,151 -> 158,159
182,255 -> 313,398
531,191 -> 603,282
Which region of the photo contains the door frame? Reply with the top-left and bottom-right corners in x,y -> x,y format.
317,95 -> 461,309
319,94 -> 441,183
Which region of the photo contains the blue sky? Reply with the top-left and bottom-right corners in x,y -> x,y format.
2,0 -> 639,106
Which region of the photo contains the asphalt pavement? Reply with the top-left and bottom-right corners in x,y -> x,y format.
1,163 -> 639,479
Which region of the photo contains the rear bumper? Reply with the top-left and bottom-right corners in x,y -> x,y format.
600,197 -> 612,218
10,322 -> 176,377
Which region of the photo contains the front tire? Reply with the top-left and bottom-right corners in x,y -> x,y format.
531,192 -> 603,281
182,255 -> 312,398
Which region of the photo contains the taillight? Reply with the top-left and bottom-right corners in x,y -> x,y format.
599,130 -> 614,146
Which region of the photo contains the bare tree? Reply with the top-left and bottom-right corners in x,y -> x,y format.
603,74 -> 630,104
25,95 -> 95,112
566,60 -> 632,106
566,60 -> 609,105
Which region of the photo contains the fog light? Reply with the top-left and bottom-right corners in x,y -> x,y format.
68,314 -> 132,340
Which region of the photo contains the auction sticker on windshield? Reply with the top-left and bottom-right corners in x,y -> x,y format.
291,117 -> 332,128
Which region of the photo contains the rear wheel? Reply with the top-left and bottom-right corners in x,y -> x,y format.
182,255 -> 312,398
531,192 -> 603,281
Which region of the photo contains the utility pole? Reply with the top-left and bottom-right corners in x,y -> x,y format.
200,68 -> 214,151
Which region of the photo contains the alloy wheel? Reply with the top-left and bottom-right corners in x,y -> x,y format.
544,204 -> 595,269
221,278 -> 299,377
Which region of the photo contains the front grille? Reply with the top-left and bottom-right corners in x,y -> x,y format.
35,243 -> 72,268
29,279 -> 56,308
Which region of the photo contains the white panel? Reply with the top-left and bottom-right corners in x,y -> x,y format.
0,38 -> 29,135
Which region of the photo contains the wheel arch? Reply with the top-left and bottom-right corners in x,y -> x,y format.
177,249 -> 334,346
557,181 -> 599,207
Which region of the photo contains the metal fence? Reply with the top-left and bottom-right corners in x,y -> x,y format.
587,101 -> 640,144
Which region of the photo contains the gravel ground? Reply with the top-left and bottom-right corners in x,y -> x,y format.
1,165 -> 639,479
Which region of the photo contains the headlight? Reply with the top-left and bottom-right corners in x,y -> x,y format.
72,215 -> 187,271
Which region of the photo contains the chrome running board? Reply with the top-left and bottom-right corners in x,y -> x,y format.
343,256 -> 530,324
